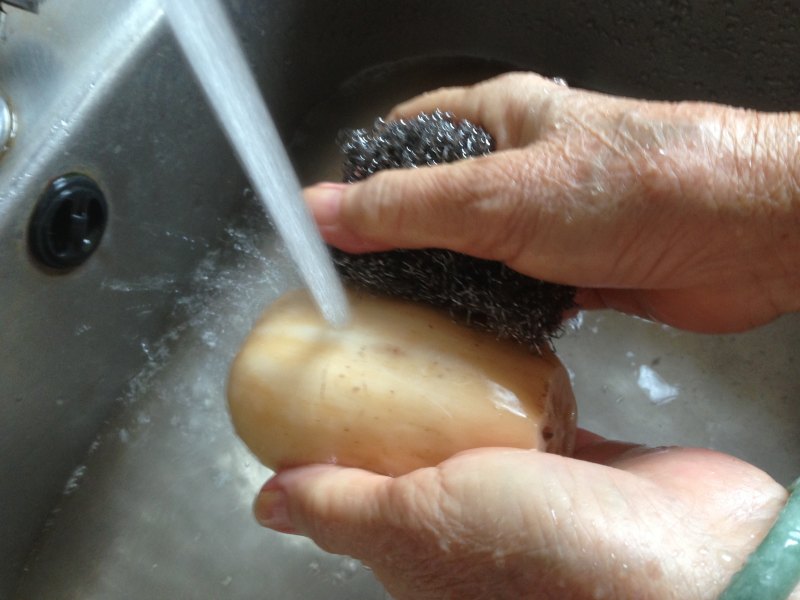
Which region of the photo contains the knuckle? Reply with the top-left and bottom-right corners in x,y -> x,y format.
384,467 -> 462,533
354,170 -> 408,231
470,154 -> 541,263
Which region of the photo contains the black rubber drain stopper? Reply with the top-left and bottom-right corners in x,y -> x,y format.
28,173 -> 108,270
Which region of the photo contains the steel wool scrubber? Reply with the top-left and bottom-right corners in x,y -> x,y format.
334,110 -> 576,351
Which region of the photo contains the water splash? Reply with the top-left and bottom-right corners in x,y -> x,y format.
161,0 -> 350,327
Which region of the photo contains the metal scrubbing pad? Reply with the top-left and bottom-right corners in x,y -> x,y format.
334,110 -> 575,351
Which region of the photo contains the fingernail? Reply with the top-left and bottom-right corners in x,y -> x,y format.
305,184 -> 346,227
254,489 -> 294,532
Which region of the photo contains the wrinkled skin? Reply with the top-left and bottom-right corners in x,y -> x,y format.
252,74 -> 800,599
307,73 -> 800,333
256,435 -> 792,600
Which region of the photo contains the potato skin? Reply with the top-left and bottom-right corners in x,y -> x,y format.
227,290 -> 576,476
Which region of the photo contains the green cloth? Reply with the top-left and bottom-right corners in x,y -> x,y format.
719,477 -> 800,600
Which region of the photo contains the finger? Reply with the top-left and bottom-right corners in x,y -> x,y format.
306,154 -> 531,259
305,146 -> 599,285
576,286 -> 780,333
574,288 -> 657,320
254,449 -> 564,560
558,429 -> 670,470
254,464 -> 392,558
574,289 -> 668,329
573,428 -> 607,451
573,439 -> 648,466
388,83 -> 520,148
387,72 -> 565,150
609,446 -> 788,511
307,182 -> 393,253
387,84 -> 474,121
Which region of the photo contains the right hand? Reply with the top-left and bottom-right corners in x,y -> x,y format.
305,72 -> 800,333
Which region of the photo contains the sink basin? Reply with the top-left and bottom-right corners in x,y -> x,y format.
1,1 -> 798,598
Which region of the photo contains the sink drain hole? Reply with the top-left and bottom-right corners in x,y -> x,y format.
28,173 -> 108,270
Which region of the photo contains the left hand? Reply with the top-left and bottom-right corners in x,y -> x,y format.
252,431 -> 790,600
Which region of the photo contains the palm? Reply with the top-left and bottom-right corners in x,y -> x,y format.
353,438 -> 787,600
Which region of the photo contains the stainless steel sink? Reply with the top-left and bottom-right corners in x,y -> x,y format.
1,1 -> 798,598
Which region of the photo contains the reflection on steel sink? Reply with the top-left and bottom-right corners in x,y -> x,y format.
1,1 -> 798,598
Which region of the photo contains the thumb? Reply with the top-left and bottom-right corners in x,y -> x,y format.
253,464 -> 392,558
305,143 -> 611,286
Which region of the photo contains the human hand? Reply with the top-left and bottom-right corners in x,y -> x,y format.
305,72 -> 800,333
253,432 -> 794,599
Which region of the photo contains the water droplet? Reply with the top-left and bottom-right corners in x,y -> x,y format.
593,585 -> 610,599
332,557 -> 361,583
74,323 -> 92,335
63,465 -> 87,495
201,330 -> 218,348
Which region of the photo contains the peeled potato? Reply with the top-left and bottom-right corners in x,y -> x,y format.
227,289 -> 576,476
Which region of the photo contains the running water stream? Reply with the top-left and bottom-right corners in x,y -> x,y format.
161,0 -> 350,327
